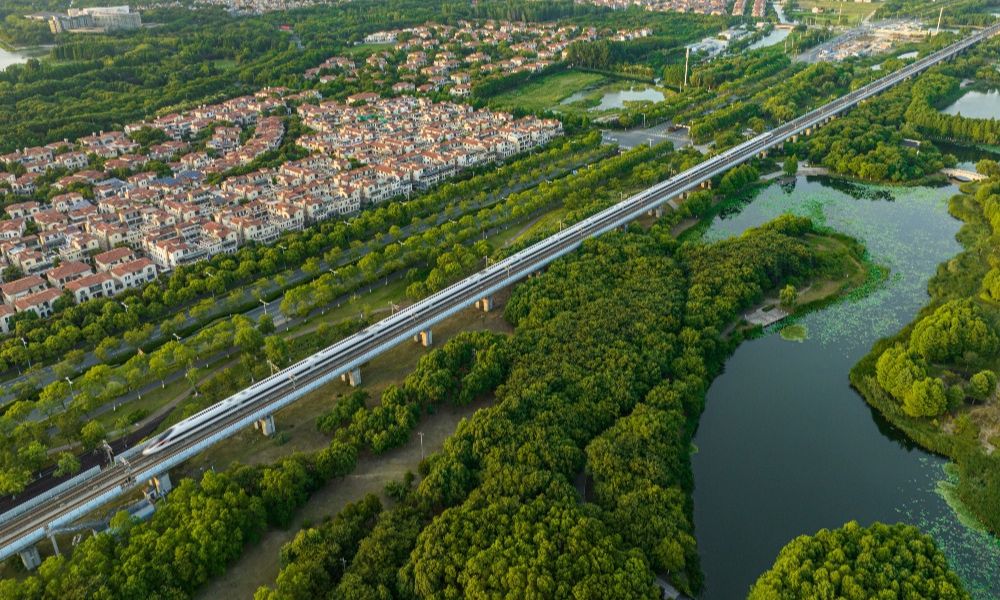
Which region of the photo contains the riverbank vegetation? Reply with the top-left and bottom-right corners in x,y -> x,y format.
251,216 -> 858,599
792,34 -> 1000,182
0,213 -> 867,597
750,521 -> 970,599
851,163 -> 1000,537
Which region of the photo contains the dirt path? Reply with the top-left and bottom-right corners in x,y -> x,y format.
196,398 -> 489,599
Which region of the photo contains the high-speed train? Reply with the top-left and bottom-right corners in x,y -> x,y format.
138,22 -> 1000,458
137,123 -> 788,458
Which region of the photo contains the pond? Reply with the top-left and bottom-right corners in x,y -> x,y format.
0,45 -> 48,71
941,89 -> 1000,120
691,176 -> 1000,599
749,28 -> 791,50
0,47 -> 29,71
560,86 -> 664,111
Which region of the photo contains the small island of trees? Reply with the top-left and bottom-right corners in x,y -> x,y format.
750,521 -> 969,600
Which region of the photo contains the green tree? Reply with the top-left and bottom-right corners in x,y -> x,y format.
779,284 -> 797,308
904,377 -> 948,418
977,159 -> 1000,178
750,521 -> 969,600
258,313 -> 276,335
80,420 -> 106,450
94,336 -> 120,362
54,451 -> 81,477
263,336 -> 290,369
236,324 -> 265,356
969,369 -> 997,402
783,154 -> 798,177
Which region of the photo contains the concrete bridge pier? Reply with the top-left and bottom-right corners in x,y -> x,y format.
475,296 -> 495,312
255,414 -> 276,436
341,367 -> 362,387
149,473 -> 172,497
414,329 -> 433,347
19,545 -> 41,570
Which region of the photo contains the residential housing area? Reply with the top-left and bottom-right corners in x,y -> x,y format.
0,68 -> 562,333
318,20 -> 651,93
575,0 -> 731,16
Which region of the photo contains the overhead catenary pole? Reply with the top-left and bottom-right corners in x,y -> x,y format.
683,46 -> 690,88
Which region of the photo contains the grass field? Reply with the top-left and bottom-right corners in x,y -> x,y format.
489,70 -> 607,113
790,0 -> 882,26
191,296 -> 514,600
211,59 -> 237,71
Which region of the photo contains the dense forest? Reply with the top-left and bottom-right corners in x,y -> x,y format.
0,135 -> 687,495
2,214 -> 847,597
750,521 -> 969,599
852,162 -> 1000,537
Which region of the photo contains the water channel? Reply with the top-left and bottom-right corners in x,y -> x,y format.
691,176 -> 1000,598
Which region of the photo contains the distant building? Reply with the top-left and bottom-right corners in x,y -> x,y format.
49,6 -> 141,34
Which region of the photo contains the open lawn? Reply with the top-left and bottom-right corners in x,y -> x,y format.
488,70 -> 607,113
343,42 -> 389,58
790,0 -> 882,25
796,233 -> 869,305
178,294 -> 512,477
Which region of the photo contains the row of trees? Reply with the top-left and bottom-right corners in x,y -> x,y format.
3,134 -> 671,494
0,167 -> 869,598
0,314 -> 270,495
2,328 -> 509,598
798,77 -> 951,182
906,72 -> 1000,146
250,215 -> 836,599
0,134 -> 604,376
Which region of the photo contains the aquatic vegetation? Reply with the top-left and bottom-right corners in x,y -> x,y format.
779,324 -> 808,342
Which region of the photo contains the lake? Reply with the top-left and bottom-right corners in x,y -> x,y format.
941,89 -> 1000,120
691,177 -> 1000,599
561,86 -> 664,111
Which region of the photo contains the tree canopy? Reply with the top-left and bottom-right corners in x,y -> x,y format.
750,521 -> 969,600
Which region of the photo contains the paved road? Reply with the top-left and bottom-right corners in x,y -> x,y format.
603,123 -> 693,150
2,21 -> 997,564
0,153 -> 603,407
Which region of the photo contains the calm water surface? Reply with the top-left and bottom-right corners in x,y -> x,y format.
692,177 -> 1000,599
749,28 -> 791,50
0,47 -> 29,71
941,89 -> 1000,120
561,86 -> 664,111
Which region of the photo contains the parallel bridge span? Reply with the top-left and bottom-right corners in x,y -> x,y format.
2,22 -> 997,563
